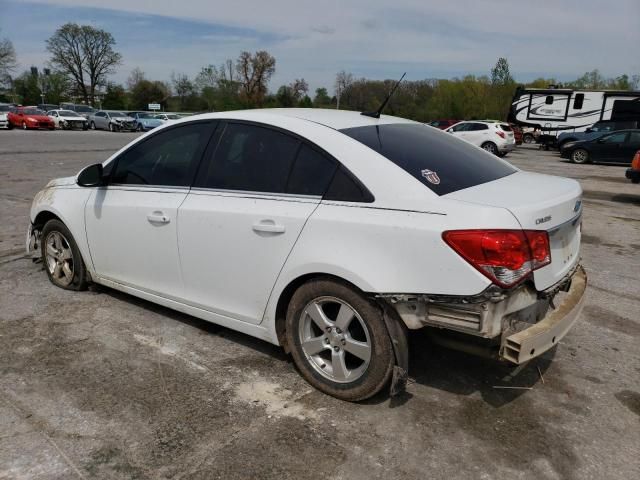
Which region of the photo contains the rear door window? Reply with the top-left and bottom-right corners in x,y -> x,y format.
196,122 -> 300,193
340,123 -> 516,196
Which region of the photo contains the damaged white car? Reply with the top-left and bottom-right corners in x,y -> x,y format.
27,108 -> 586,401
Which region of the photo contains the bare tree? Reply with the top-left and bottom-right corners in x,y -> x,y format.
334,70 -> 353,109
46,23 -> 122,105
236,50 -> 275,106
289,78 -> 309,101
0,32 -> 17,86
171,72 -> 194,107
126,67 -> 145,91
195,65 -> 218,91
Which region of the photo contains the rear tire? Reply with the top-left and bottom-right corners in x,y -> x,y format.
481,142 -> 499,155
41,219 -> 88,291
571,148 -> 590,164
285,279 -> 394,401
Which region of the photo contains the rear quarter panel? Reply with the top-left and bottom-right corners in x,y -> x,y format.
262,199 -> 522,333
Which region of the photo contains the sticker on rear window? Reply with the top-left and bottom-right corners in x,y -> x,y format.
421,168 -> 440,185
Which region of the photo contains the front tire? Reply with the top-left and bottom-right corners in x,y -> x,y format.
481,141 -> 499,155
523,133 -> 534,144
41,220 -> 88,291
90,121 -> 96,130
285,279 -> 394,401
22,121 -> 27,130
571,148 -> 590,164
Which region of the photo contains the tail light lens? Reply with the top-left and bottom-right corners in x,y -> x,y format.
443,229 -> 551,288
496,130 -> 506,139
632,150 -> 640,170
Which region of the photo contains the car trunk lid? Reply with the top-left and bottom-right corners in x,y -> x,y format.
445,171 -> 582,290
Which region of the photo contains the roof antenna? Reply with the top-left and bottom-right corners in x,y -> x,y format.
361,72 -> 406,119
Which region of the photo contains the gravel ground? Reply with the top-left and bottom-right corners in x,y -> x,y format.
0,129 -> 638,480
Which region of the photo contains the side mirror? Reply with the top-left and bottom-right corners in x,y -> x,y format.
446,128 -> 453,133
77,163 -> 105,187
585,128 -> 593,133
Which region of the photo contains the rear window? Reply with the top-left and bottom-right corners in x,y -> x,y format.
340,123 -> 516,196
500,124 -> 512,131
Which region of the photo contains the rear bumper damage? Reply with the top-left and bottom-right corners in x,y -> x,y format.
501,265 -> 586,363
382,264 -> 587,364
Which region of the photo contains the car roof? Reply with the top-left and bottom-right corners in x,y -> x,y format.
186,108 -> 417,131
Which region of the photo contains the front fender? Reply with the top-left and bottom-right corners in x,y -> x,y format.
30,186 -> 94,274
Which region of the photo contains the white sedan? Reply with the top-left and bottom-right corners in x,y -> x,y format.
47,109 -> 89,130
27,109 -> 586,401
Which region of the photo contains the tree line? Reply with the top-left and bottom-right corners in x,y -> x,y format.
1,24 -> 639,122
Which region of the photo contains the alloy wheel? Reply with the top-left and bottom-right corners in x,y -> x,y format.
298,296 -> 372,383
44,231 -> 74,287
572,149 -> 589,164
482,142 -> 498,155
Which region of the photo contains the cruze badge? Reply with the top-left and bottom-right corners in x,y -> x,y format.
574,200 -> 582,213
421,169 -> 440,185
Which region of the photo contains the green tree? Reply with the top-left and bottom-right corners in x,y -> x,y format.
102,82 -> 127,109
275,85 -> 295,107
12,70 -> 41,105
491,57 -> 514,85
46,23 -> 122,105
130,80 -> 169,110
298,95 -> 313,108
313,87 -> 331,107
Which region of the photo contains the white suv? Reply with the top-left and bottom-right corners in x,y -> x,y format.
446,121 -> 516,156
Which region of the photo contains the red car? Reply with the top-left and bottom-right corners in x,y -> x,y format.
7,106 -> 55,130
510,123 -> 523,145
428,119 -> 459,130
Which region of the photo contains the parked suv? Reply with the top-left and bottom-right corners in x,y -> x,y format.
558,120 -> 640,149
446,120 -> 516,156
89,111 -> 136,132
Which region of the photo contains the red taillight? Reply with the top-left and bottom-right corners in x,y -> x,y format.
496,130 -> 506,139
443,229 -> 551,288
632,150 -> 640,170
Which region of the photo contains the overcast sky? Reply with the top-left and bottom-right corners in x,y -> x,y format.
2,0 -> 639,93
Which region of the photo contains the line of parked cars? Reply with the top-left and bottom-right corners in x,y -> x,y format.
0,102 -> 186,132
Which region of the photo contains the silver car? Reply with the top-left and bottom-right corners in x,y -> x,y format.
89,111 -> 136,132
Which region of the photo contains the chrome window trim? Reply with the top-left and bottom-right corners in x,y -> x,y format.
188,186 -> 321,203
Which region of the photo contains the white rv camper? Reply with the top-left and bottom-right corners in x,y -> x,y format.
509,87 -> 640,136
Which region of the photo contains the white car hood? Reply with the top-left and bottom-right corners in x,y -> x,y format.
45,176 -> 76,188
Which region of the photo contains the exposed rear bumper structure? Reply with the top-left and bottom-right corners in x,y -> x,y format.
501,265 -> 587,364
385,264 -> 587,364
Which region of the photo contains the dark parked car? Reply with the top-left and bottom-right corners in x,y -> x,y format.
561,129 -> 640,164
626,150 -> 640,184
558,120 -> 640,149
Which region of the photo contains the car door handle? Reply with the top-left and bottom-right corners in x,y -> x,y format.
252,220 -> 285,234
147,211 -> 170,224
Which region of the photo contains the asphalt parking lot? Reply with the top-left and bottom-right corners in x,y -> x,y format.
1,129 -> 639,480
